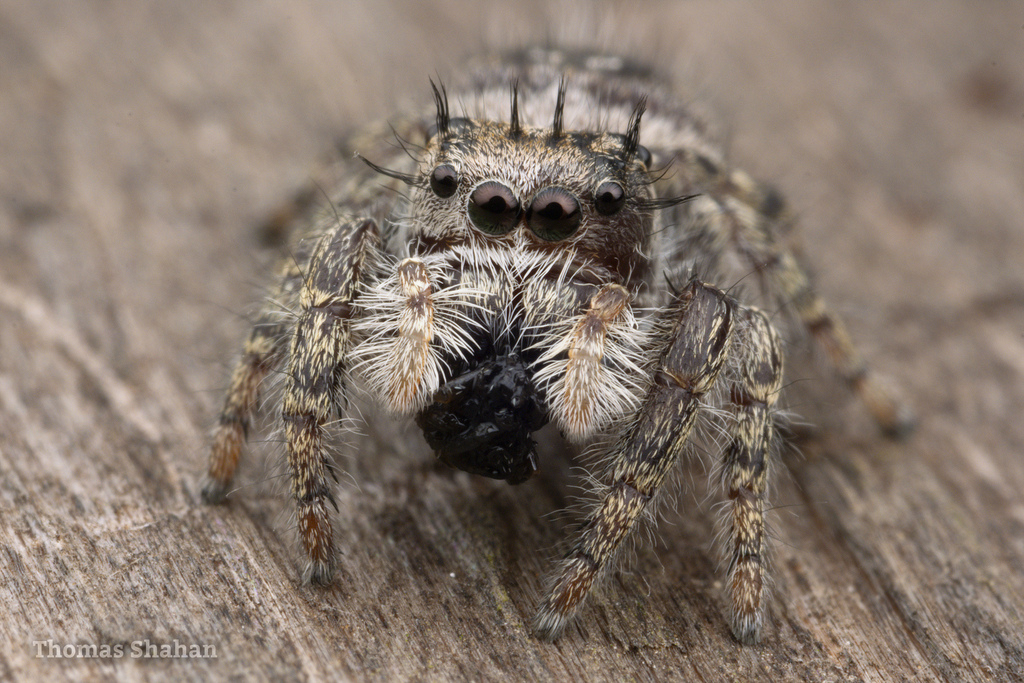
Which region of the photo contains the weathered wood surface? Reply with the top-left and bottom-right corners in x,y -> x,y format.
1,2 -> 1022,681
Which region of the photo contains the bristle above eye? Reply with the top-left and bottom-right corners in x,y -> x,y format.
430,79 -> 450,139
623,97 -> 647,162
510,79 -> 522,138
552,76 -> 567,139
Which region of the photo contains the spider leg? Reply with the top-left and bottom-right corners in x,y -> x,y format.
685,174 -> 913,437
536,283 -> 643,441
359,257 -> 457,415
202,260 -> 306,503
719,305 -> 783,643
534,279 -> 734,639
282,218 -> 380,584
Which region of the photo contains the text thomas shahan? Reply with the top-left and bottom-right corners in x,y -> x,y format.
33,639 -> 217,659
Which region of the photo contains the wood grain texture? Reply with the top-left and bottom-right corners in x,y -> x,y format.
2,1 -> 1022,681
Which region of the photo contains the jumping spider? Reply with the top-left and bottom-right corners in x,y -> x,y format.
202,49 -> 912,643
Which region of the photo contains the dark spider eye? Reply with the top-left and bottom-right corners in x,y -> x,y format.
526,187 -> 581,241
594,181 -> 626,215
468,181 -> 521,235
430,164 -> 459,198
636,145 -> 652,168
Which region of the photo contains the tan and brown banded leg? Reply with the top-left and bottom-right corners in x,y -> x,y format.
203,259 -> 308,503
282,218 -> 380,585
720,306 -> 783,643
202,319 -> 284,503
738,213 -> 912,437
535,280 -> 734,639
685,170 -> 913,437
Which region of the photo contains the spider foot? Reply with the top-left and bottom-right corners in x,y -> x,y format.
298,499 -> 336,586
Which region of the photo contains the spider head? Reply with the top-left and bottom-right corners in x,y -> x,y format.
395,83 -> 669,288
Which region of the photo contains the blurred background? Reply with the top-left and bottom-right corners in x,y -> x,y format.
1,2 -> 1022,680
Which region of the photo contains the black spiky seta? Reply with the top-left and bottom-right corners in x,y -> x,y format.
509,79 -> 522,138
551,76 -> 567,139
623,97 -> 647,163
430,79 -> 450,138
356,153 -> 420,187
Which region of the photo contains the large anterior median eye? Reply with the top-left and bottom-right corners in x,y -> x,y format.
468,181 -> 521,235
526,187 -> 581,241
430,164 -> 459,198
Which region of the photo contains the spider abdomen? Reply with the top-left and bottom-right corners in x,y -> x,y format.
415,352 -> 548,484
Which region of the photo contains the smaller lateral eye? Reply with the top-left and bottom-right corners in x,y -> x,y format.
636,145 -> 652,168
430,164 -> 459,198
594,181 -> 626,215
